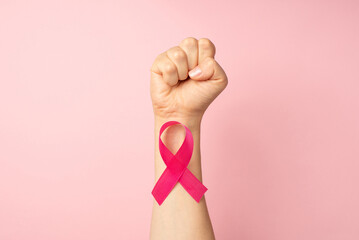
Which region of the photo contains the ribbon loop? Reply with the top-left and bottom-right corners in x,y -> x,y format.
152,121 -> 208,205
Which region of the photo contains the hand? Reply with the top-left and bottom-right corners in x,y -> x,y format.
150,37 -> 228,124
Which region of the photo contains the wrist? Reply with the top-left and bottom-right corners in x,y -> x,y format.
154,115 -> 202,131
153,114 -> 203,183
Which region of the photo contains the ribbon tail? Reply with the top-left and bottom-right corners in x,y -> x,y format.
152,167 -> 185,205
179,169 -> 208,202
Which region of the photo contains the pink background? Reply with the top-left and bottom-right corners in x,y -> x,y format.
1,0 -> 358,239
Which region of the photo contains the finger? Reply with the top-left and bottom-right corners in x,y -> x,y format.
188,57 -> 228,86
151,52 -> 179,86
166,46 -> 188,81
179,37 -> 198,71
198,38 -> 216,64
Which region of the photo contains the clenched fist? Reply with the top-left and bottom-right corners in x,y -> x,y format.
150,37 -> 228,124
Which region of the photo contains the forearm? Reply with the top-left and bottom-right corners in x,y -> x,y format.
149,37 -> 226,239
150,116 -> 215,240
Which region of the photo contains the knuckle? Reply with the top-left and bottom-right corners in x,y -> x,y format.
181,37 -> 197,47
150,56 -> 161,72
198,38 -> 214,48
172,48 -> 186,60
163,62 -> 176,73
206,57 -> 216,67
152,52 -> 164,64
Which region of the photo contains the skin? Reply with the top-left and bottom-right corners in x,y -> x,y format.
149,37 -> 228,240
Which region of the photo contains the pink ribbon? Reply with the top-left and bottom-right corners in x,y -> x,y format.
152,120 -> 208,205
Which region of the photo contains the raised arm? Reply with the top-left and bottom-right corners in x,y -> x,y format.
149,37 -> 228,240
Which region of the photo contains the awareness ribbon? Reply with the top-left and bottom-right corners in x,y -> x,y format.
152,121 -> 208,205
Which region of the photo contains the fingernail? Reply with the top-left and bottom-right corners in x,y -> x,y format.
189,66 -> 202,78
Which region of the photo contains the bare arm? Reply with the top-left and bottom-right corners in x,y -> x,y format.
149,37 -> 228,240
150,116 -> 215,239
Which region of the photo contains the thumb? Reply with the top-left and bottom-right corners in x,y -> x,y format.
188,57 -> 228,84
